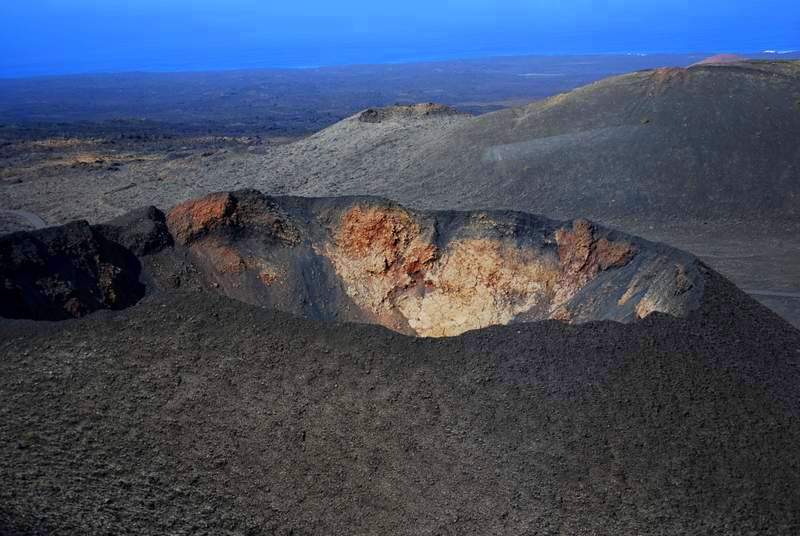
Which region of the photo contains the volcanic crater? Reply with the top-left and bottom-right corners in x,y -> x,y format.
2,189 -> 704,336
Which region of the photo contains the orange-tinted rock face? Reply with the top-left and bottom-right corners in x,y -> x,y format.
165,191 -> 299,295
158,192 -> 703,337
398,238 -> 560,337
336,205 -> 436,274
325,206 -> 439,332
166,192 -> 233,245
326,208 -> 639,337
555,219 -> 636,304
649,67 -> 690,94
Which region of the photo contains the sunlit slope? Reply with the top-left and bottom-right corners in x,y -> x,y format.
266,61 -> 800,223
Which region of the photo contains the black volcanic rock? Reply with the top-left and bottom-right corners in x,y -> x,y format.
94,205 -> 173,256
0,221 -> 144,320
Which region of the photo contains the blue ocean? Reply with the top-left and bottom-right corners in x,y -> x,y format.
1,0 -> 797,78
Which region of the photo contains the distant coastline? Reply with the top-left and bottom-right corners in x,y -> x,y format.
1,46 -> 798,80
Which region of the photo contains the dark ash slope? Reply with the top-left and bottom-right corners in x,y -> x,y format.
1,271 -> 799,535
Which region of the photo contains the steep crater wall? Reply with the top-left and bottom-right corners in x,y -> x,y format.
164,190 -> 704,337
0,190 -> 705,335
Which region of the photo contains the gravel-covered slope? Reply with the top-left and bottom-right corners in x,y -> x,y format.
1,271 -> 800,535
255,61 -> 800,223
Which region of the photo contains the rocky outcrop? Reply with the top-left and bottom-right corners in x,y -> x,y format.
166,192 -> 236,245
358,103 -> 464,123
94,206 -> 173,256
166,191 -> 301,247
0,221 -> 144,320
